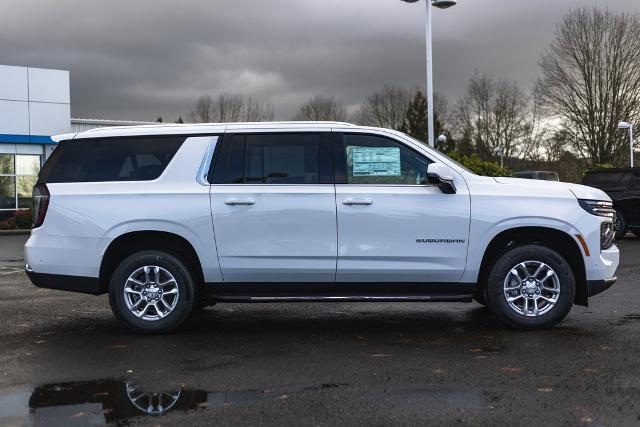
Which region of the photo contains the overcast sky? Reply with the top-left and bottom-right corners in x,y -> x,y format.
1,0 -> 638,122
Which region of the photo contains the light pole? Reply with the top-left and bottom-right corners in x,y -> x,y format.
401,0 -> 457,148
618,121 -> 635,168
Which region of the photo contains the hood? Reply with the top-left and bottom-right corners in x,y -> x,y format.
492,177 -> 611,201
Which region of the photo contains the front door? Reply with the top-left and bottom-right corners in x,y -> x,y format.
210,132 -> 337,282
334,132 -> 470,283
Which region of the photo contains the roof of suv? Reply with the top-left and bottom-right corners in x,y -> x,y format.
55,121 -> 360,142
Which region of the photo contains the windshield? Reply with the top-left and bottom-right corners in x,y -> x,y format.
401,133 -> 475,175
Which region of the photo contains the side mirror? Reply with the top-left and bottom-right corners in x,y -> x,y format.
426,163 -> 457,194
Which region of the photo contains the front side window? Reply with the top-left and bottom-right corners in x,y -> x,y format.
38,137 -> 185,183
0,154 -> 41,210
339,134 -> 431,185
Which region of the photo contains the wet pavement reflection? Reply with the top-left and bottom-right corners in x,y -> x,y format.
0,379 -> 484,426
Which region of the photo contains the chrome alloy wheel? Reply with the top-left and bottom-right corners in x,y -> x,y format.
503,260 -> 560,317
126,383 -> 181,415
123,266 -> 179,321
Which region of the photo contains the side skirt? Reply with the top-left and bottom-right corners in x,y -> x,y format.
204,282 -> 476,303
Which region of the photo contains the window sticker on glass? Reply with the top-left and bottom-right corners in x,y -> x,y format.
348,146 -> 401,177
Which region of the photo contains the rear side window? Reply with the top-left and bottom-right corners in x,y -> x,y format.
39,137 -> 185,183
210,133 -> 332,184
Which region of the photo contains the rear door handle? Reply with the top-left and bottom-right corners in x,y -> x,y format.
225,199 -> 255,206
342,198 -> 373,206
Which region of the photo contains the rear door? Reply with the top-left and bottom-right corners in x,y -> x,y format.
209,132 -> 337,282
334,132 -> 471,283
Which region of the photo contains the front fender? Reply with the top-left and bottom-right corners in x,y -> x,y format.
461,216 -> 584,283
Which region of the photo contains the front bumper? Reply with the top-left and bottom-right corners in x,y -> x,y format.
587,276 -> 617,297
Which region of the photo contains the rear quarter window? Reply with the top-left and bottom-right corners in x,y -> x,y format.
38,137 -> 185,183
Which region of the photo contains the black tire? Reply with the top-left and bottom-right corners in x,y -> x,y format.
485,244 -> 575,330
109,250 -> 198,334
615,211 -> 627,239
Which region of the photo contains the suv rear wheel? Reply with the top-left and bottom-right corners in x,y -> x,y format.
109,250 -> 198,334
485,245 -> 575,330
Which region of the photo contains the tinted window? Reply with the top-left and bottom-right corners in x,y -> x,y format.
209,134 -> 244,184
582,171 -> 627,188
245,134 -> 320,184
338,134 -> 431,185
514,173 -> 534,179
539,172 -> 559,181
39,137 -> 185,183
210,133 -> 331,184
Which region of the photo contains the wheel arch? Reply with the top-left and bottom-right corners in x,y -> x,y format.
98,231 -> 205,294
477,226 -> 588,306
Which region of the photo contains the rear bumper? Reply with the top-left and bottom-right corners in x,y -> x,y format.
587,276 -> 617,297
26,269 -> 102,295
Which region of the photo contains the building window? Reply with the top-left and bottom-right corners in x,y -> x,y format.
0,154 -> 41,210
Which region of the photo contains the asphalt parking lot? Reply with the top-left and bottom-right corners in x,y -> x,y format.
0,235 -> 639,426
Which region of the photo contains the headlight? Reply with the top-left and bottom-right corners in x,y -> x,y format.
578,200 -> 616,250
601,221 -> 615,250
578,199 -> 615,218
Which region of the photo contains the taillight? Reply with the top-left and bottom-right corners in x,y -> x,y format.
32,184 -> 50,228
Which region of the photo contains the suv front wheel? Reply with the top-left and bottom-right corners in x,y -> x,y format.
485,245 -> 575,330
109,250 -> 198,334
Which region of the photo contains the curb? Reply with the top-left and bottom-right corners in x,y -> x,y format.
0,230 -> 31,236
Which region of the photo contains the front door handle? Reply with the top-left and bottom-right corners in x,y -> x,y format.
342,198 -> 373,206
225,199 -> 256,206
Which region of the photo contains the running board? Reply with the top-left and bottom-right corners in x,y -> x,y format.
208,293 -> 474,303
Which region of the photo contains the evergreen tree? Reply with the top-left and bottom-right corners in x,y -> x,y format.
175,116 -> 184,124
400,91 -> 427,143
156,116 -> 163,123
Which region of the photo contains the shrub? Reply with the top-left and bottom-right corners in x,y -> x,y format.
0,220 -> 14,230
0,210 -> 32,230
13,210 -> 33,229
593,163 -> 615,170
446,151 -> 511,177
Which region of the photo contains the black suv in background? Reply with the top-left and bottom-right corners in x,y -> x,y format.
583,168 -> 640,238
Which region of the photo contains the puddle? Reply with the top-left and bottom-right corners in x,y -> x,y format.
0,380 -> 349,426
0,379 -> 484,425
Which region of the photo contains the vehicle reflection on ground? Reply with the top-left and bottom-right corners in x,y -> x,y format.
22,380 -> 347,425
0,379 -> 486,425
27,380 -> 209,425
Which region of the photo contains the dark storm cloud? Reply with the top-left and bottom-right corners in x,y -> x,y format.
1,0 -> 637,121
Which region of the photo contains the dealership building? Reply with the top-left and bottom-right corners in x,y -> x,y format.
0,64 -> 152,213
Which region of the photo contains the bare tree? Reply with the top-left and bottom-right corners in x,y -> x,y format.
189,95 -> 213,123
244,97 -> 275,122
356,85 -> 411,129
541,130 -> 569,164
211,93 -> 244,122
454,73 -> 542,167
188,93 -> 275,123
536,6 -> 640,166
294,96 -> 346,121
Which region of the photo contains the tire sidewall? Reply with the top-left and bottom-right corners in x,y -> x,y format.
486,244 -> 575,329
109,251 -> 197,333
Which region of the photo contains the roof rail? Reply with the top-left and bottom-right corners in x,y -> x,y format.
79,120 -> 358,134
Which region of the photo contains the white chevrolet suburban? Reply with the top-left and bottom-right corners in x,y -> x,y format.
25,122 -> 619,333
